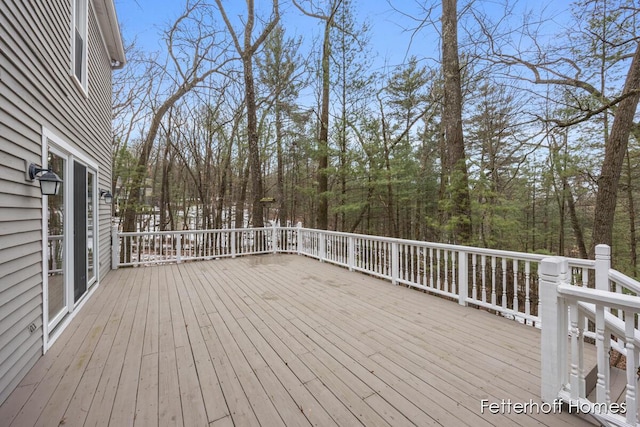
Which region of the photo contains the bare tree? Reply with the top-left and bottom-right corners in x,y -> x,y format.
214,0 -> 280,228
293,0 -> 343,230
472,0 -> 640,252
593,43 -> 640,248
120,1 -> 232,233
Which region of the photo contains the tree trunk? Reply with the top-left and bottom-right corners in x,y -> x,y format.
243,55 -> 265,228
275,100 -> 287,226
441,0 -> 472,244
626,149 -> 638,275
160,138 -> 173,231
593,42 -> 640,249
317,18 -> 331,230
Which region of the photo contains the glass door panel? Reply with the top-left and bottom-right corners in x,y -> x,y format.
47,151 -> 66,327
87,170 -> 95,284
73,161 -> 87,302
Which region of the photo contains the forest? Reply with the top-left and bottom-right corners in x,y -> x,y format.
111,0 -> 640,277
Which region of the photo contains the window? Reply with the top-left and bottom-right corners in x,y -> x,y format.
72,0 -> 88,89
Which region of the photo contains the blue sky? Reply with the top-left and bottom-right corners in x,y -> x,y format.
114,1 -> 430,70
113,0 -> 574,73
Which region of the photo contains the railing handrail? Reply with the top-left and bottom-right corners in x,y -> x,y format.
295,226 -> 595,265
114,225 -> 596,268
117,227 -> 270,237
610,268 -> 640,296
559,283 -> 640,311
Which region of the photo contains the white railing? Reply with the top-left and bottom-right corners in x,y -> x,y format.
541,245 -> 640,427
112,225 -> 597,325
48,235 -> 63,274
290,227 -> 597,325
113,227 -> 275,267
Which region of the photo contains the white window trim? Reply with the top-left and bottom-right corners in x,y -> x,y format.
41,127 -> 100,352
71,0 -> 89,95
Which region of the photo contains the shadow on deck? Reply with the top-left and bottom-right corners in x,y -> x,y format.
0,255 -> 594,426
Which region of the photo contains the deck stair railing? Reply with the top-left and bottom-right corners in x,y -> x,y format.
540,245 -> 640,427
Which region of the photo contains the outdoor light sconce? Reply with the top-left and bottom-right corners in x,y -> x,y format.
26,162 -> 63,196
99,189 -> 113,204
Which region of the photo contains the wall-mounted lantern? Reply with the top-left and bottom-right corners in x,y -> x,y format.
26,162 -> 63,196
99,189 -> 113,204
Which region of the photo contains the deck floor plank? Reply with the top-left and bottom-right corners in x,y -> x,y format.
228,258 -> 482,426
109,259 -> 152,426
168,264 -> 209,427
134,265 -> 160,427
1,254 -> 595,427
82,265 -> 145,427
0,269 -> 126,426
157,260 -> 184,427
194,262 -> 338,426
176,262 -> 229,423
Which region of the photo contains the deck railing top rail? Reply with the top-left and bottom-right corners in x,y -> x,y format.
112,225 -> 596,322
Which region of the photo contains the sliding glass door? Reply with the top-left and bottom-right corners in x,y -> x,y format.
45,143 -> 98,335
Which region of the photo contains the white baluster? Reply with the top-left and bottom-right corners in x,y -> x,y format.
429,248 -> 434,288
436,250 -> 442,291
513,260 -> 519,313
525,262 -> 530,318
502,258 -> 507,309
451,250 -> 457,296
491,257 -> 497,307
471,253 -> 477,301
625,314 -> 638,424
595,304 -> 610,404
569,302 -> 583,400
481,255 -> 487,303
577,309 -> 585,398
444,250 -> 449,292
422,247 -> 427,287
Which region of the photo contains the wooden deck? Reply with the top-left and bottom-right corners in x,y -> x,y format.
0,254 -> 594,426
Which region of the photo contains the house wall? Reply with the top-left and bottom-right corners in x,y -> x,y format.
0,0 -> 114,404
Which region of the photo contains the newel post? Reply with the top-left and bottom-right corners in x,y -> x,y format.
272,223 -> 278,254
595,244 -> 611,292
458,251 -> 468,306
111,225 -> 119,270
176,233 -> 182,264
347,236 -> 355,271
296,223 -> 302,255
231,230 -> 237,258
319,231 -> 326,262
540,256 -> 568,403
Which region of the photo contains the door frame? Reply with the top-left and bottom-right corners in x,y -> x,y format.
41,127 -> 100,352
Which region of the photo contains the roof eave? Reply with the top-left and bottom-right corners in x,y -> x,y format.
93,0 -> 126,69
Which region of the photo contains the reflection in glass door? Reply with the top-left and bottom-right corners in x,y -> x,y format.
73,161 -> 87,302
47,151 -> 66,329
87,170 -> 96,285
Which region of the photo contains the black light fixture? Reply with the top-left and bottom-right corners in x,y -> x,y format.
27,163 -> 62,196
99,189 -> 113,204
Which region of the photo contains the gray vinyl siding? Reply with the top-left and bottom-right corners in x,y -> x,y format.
0,0 -> 115,405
